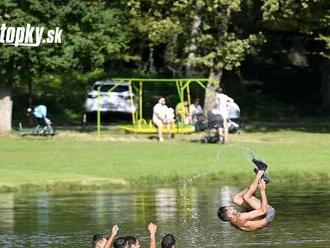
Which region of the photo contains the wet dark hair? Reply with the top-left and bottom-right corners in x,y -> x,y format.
125,236 -> 138,247
217,206 -> 230,221
161,234 -> 176,248
114,237 -> 128,248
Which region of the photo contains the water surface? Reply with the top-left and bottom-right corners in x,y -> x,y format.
0,186 -> 329,247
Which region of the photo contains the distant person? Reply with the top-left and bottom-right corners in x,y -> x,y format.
189,98 -> 203,124
153,97 -> 168,142
165,107 -> 176,139
161,234 -> 176,248
175,101 -> 190,125
92,225 -> 119,248
214,88 -> 234,142
217,159 -> 275,231
113,237 -> 128,248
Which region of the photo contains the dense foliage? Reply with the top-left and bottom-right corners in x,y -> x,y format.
0,0 -> 329,129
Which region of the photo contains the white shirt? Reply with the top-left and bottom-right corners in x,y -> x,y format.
165,107 -> 175,123
153,103 -> 168,122
189,104 -> 203,116
215,93 -> 233,119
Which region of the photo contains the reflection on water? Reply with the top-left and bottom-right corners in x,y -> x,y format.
0,186 -> 330,248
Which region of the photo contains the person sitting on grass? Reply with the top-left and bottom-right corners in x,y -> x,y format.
217,159 -> 275,231
161,234 -> 176,248
92,225 -> 119,248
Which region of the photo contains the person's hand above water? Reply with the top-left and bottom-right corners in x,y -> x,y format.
148,223 -> 157,236
110,225 -> 119,238
148,223 -> 157,248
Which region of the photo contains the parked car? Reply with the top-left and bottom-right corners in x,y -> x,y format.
84,80 -> 137,115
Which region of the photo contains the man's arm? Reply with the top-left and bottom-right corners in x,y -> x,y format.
103,225 -> 119,248
148,223 -> 157,248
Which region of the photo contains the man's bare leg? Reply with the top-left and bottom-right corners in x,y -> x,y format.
243,171 -> 265,209
233,187 -> 262,210
158,125 -> 164,142
232,188 -> 252,210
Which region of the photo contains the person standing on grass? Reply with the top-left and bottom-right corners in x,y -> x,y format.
153,97 -> 169,142
214,87 -> 234,142
217,159 -> 275,231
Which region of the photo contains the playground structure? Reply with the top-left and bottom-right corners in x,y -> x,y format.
95,78 -> 210,135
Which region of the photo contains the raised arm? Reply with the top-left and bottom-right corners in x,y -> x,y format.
148,223 -> 157,248
103,225 -> 119,248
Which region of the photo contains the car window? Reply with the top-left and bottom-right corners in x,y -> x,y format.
93,84 -> 129,92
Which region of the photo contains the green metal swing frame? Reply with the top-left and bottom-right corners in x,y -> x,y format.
96,78 -> 209,134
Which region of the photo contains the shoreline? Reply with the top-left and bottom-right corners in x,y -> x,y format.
1,172 -> 329,193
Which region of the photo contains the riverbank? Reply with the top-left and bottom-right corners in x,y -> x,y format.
1,130 -> 329,192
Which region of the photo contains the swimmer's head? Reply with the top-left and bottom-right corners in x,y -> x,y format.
126,236 -> 140,248
161,234 -> 176,248
113,237 -> 128,248
92,234 -> 107,248
217,206 -> 237,222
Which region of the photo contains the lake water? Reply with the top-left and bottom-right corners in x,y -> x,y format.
0,185 -> 329,248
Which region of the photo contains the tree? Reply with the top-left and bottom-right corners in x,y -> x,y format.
261,0 -> 330,110
0,0 -> 131,132
126,0 -> 263,111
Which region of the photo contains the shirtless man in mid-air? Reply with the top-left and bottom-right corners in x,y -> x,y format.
217,159 -> 275,231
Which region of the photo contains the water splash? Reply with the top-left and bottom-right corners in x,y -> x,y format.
178,144 -> 264,247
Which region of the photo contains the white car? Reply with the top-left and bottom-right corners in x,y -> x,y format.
84,80 -> 136,114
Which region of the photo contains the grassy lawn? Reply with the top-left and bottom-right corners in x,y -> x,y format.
0,130 -> 330,191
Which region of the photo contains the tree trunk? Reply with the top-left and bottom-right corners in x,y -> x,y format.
148,45 -> 156,75
185,5 -> 202,77
0,85 -> 13,132
204,70 -> 222,113
164,34 -> 178,77
321,59 -> 330,111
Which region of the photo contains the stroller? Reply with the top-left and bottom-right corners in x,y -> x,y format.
28,105 -> 54,135
194,102 -> 241,144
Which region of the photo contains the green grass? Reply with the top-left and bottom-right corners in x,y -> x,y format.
1,130 -> 330,191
